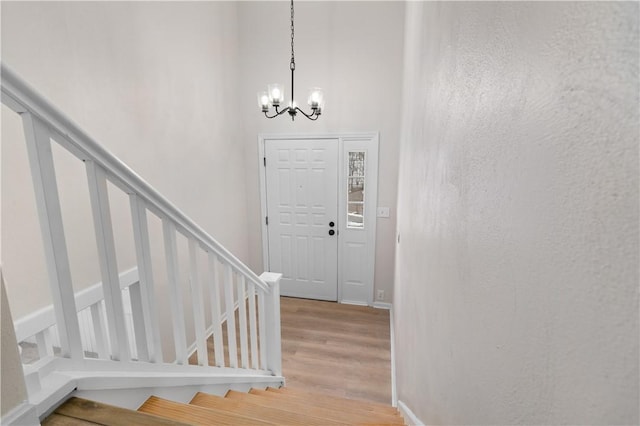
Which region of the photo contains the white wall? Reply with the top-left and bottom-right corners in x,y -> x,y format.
394,2 -> 639,424
1,1 -> 247,359
237,1 -> 404,304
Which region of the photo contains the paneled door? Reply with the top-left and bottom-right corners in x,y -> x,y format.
264,138 -> 339,301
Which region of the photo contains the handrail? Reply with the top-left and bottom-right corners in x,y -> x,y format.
0,63 -> 268,293
3,64 -> 283,411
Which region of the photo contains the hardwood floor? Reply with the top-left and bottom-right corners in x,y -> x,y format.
279,297 -> 392,404
190,296 -> 392,404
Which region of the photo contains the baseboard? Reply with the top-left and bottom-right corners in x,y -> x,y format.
340,299 -> 369,306
372,301 -> 392,310
398,400 -> 425,426
1,401 -> 39,425
389,305 -> 397,407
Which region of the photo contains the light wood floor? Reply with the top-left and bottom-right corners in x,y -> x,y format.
190,296 -> 392,405
280,297 -> 392,404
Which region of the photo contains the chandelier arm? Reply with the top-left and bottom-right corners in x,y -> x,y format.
264,107 -> 291,119
294,107 -> 320,121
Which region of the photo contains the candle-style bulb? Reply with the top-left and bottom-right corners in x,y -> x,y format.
307,87 -> 324,110
257,91 -> 270,112
268,83 -> 284,106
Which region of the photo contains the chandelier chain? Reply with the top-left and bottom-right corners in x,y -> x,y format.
290,0 -> 295,70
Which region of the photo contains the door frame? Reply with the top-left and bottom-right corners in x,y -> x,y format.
258,133 -> 379,305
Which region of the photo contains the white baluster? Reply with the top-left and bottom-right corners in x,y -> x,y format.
248,282 -> 259,369
162,220 -> 188,364
128,282 -> 149,361
224,264 -> 238,368
237,275 -> 249,368
258,290 -> 267,370
90,302 -> 109,359
79,309 -> 93,355
22,113 -> 83,360
189,238 -> 209,366
86,160 -> 130,361
35,329 -> 53,359
129,194 -> 162,363
207,253 -> 224,367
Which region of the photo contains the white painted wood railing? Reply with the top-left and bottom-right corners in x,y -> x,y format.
15,268 -> 140,363
2,63 -> 282,400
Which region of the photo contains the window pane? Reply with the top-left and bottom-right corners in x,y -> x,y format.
348,177 -> 364,203
349,151 -> 365,177
348,203 -> 364,228
347,151 -> 365,229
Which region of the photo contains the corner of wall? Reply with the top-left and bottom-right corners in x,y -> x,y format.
1,270 -> 31,419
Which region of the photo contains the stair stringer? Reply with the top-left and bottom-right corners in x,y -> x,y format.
73,375 -> 284,413
28,357 -> 284,419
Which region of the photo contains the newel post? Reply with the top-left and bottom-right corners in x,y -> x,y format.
259,272 -> 282,376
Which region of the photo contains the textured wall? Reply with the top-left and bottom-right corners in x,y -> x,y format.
395,2 -> 638,424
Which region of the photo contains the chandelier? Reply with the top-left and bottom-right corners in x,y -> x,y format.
257,0 -> 324,121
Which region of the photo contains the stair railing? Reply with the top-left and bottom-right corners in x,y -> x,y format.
2,64 -> 282,388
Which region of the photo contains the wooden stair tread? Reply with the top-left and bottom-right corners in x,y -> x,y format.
51,397 -> 189,426
266,386 -> 399,415
226,390 -> 404,425
190,391 -> 345,425
139,395 -> 276,425
41,413 -> 100,425
252,388 -> 402,419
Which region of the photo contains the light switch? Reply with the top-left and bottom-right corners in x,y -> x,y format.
376,207 -> 390,218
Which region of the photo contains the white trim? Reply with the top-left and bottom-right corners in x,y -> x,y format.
372,301 -> 393,310
340,299 -> 369,307
74,380 -> 284,411
390,305 -> 397,408
24,356 -> 285,417
398,400 -> 425,426
14,267 -> 139,342
258,137 -> 269,271
338,135 -> 379,306
0,402 -> 39,426
66,370 -> 284,390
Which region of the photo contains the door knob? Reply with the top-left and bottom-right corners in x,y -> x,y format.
329,229 -> 335,236
329,221 -> 335,227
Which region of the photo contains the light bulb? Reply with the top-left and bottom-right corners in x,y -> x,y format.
307,87 -> 324,109
257,91 -> 270,112
268,84 -> 283,106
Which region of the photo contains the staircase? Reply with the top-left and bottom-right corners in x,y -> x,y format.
1,65 -> 285,423
44,387 -> 405,425
1,66 -> 397,426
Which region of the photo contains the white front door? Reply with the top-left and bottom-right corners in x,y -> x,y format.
264,138 -> 339,301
